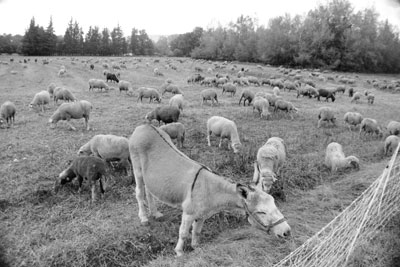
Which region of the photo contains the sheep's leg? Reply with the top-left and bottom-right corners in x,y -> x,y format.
91,181 -> 98,203
175,212 -> 195,257
191,218 -> 205,248
41,104 -> 44,113
218,138 -> 223,148
85,116 -> 90,131
77,175 -> 83,193
132,154 -> 149,225
207,130 -> 212,146
145,187 -> 163,219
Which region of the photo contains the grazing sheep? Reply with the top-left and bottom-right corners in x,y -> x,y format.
118,80 -> 131,94
384,135 -> 400,156
317,88 -> 336,102
365,91 -> 375,104
351,92 -> 363,103
145,106 -> 180,125
200,77 -> 216,87
154,68 -> 163,76
106,73 -> 119,83
239,89 -> 255,106
161,83 -> 183,96
48,83 -> 56,96
335,85 -> 346,94
265,93 -> 282,107
58,68 -> 67,76
207,116 -> 242,153
343,112 -> 363,130
169,94 -> 184,112
359,118 -> 383,137
49,100 -> 92,131
283,81 -> 297,92
324,142 -> 359,172
187,73 -> 204,83
297,85 -> 318,98
348,88 -> 354,97
247,76 -> 260,86
30,90 -> 51,112
317,107 -> 336,128
54,156 -> 110,202
253,97 -> 270,119
89,79 -> 109,92
201,89 -> 218,106
53,87 -> 76,104
137,87 -> 161,103
274,99 -> 298,119
386,121 -> 400,136
0,101 -> 16,127
159,122 -> 185,148
253,137 -> 286,192
222,83 -> 237,96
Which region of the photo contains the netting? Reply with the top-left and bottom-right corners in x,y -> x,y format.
274,143 -> 400,267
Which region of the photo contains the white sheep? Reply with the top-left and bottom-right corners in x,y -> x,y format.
351,92 -> 363,103
343,112 -> 363,130
365,91 -> 375,104
207,116 -> 242,153
169,94 -> 184,112
154,68 -> 163,76
273,86 -> 280,96
161,83 -> 182,96
384,135 -> 400,156
89,79 -> 109,92
137,87 -> 161,103
118,80 -> 131,94
58,68 -> 67,76
48,83 -> 56,96
201,89 -> 218,106
222,83 -> 237,96
324,142 -> 360,172
253,97 -> 270,119
317,107 -> 336,128
359,118 -> 383,137
387,121 -> 400,136
274,99 -> 298,119
49,100 -> 92,131
0,101 -> 16,127
253,137 -> 286,192
30,90 -> 50,112
53,87 -> 76,104
159,122 -> 186,148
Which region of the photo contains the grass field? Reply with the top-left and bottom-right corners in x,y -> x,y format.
0,55 -> 400,267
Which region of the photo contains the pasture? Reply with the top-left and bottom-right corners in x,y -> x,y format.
0,55 -> 400,266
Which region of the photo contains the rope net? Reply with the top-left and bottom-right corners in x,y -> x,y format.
274,143 -> 400,267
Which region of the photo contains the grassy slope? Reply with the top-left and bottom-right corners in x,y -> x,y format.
0,56 -> 399,267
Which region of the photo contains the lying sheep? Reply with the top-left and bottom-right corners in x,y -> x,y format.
324,142 -> 359,172
359,118 -> 383,137
54,156 -> 110,202
161,83 -> 182,96
118,80 -> 131,94
222,83 -> 236,96
384,135 -> 400,156
274,99 -> 298,119
145,106 -> 180,125
78,134 -> 131,176
207,116 -> 242,153
169,94 -> 184,112
253,137 -> 286,192
159,122 -> 185,148
343,112 -> 363,130
239,89 -> 255,106
253,97 -> 270,119
387,121 -> 400,136
48,83 -> 56,96
317,88 -> 336,102
30,90 -> 50,112
54,87 -> 76,104
89,79 -> 109,92
201,88 -> 218,106
351,92 -> 363,103
49,100 -> 92,131
317,107 -> 336,128
0,101 -> 16,127
137,87 -> 161,103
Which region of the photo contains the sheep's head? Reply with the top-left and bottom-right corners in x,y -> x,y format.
144,111 -> 155,121
346,156 -> 360,170
258,170 -> 277,193
232,142 -> 242,154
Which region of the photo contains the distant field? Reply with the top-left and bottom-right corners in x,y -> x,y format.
0,55 -> 400,267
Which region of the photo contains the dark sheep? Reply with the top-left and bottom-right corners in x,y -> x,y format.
317,88 -> 336,102
239,89 -> 255,106
54,156 -> 110,202
349,88 -> 354,97
106,73 -> 119,83
145,106 -> 180,125
90,64 -> 94,70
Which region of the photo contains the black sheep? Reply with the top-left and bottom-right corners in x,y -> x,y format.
317,88 -> 336,102
145,106 -> 180,125
106,73 -> 119,83
54,156 -> 110,202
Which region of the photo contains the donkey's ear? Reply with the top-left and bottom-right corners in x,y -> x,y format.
236,184 -> 254,199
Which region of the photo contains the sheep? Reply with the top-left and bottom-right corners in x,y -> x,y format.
317,88 -> 336,102
0,101 -> 16,127
53,87 -> 77,104
274,99 -> 298,119
161,83 -> 183,96
343,112 -> 363,130
216,77 -> 229,87
29,90 -> 51,112
297,85 -> 318,98
159,122 -> 186,148
351,92 -> 363,103
348,87 -> 354,97
386,121 -> 400,136
154,68 -> 163,76
48,83 -> 56,96
359,118 -> 383,137
90,64 -> 94,70
169,94 -> 184,112
283,81 -> 297,92
253,137 -> 286,192
58,68 -> 67,76
207,116 -> 242,153
324,142 -> 359,172
384,135 -> 400,156
201,89 -> 218,106
106,73 -> 119,83
54,156 -> 110,202
78,134 -> 132,176
335,85 -> 346,94
247,76 -> 260,86
222,83 -> 237,96
200,77 -> 216,87
137,87 -> 161,103
187,73 -> 204,83
265,93 -> 282,107
118,80 -> 131,94
253,97 -> 270,119
317,107 -> 336,128
273,86 -> 280,96
89,79 -> 109,92
239,89 -> 255,106
145,106 -> 180,125
49,100 -> 92,131
365,91 -> 375,104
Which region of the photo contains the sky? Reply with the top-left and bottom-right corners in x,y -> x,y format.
0,0 -> 399,37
